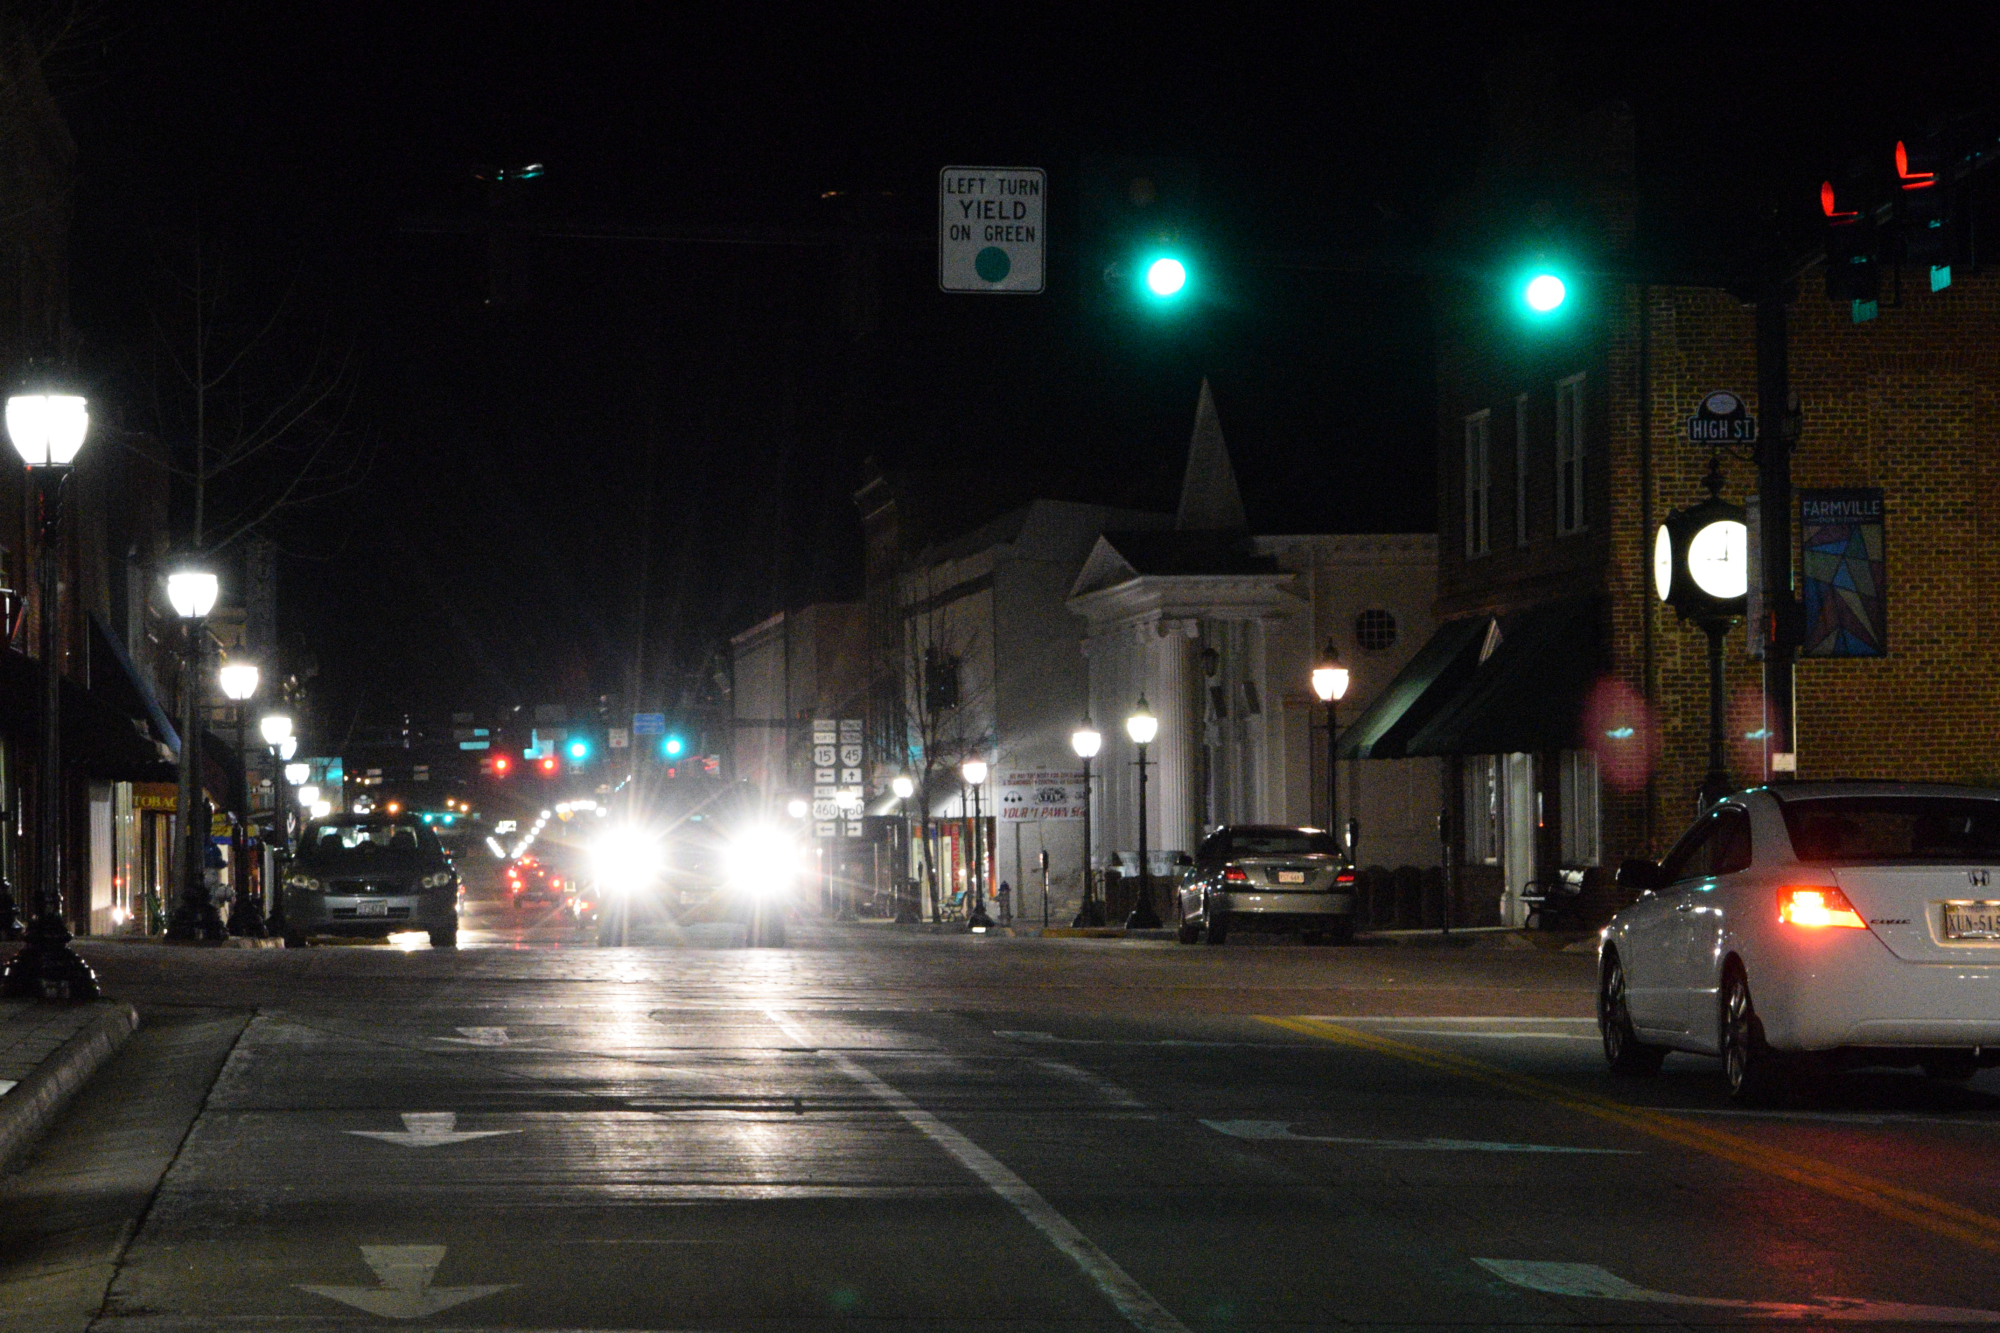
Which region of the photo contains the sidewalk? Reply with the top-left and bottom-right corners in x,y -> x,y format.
0,995 -> 139,1174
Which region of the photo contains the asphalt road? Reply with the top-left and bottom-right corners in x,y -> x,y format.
4,905 -> 1999,1332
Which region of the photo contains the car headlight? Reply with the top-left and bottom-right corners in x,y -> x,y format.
725,824 -> 797,895
593,828 -> 665,895
284,874 -> 321,892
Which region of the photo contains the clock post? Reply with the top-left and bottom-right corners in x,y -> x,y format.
1654,452 -> 1750,812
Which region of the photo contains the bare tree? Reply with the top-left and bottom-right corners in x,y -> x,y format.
898,560 -> 994,921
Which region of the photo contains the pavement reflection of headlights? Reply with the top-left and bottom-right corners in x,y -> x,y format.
726,825 -> 796,896
593,828 -> 665,896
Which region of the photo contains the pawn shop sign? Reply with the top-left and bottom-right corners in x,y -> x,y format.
940,167 -> 1045,293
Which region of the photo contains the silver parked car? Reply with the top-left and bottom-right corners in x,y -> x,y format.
279,815 -> 460,948
1175,824 -> 1355,945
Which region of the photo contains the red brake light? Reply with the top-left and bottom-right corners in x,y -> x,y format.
1778,885 -> 1867,929
1223,867 -> 1250,883
1336,871 -> 1356,886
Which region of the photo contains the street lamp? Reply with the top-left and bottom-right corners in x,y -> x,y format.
259,713 -> 293,747
1655,457 -> 1750,808
786,796 -> 809,820
960,757 -> 992,930
0,388 -> 99,1000
1070,718 -> 1104,926
215,661 -> 266,936
890,774 -> 918,923
1310,641 -> 1352,853
165,563 -> 225,940
1124,697 -> 1160,929
284,763 -> 311,787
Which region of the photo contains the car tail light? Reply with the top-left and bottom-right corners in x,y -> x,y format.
1223,867 -> 1250,883
1336,870 -> 1355,886
1778,885 -> 1867,929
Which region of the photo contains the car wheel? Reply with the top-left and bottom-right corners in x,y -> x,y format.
429,927 -> 457,949
1721,965 -> 1786,1103
1204,911 -> 1228,945
1176,906 -> 1200,945
1921,1051 -> 1980,1082
282,932 -> 308,949
1598,951 -> 1666,1075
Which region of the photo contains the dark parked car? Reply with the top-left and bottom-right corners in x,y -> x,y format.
1175,824 -> 1355,945
279,816 -> 460,948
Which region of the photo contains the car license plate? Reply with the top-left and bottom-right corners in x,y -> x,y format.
1278,871 -> 1306,884
357,899 -> 389,918
1942,901 -> 2000,939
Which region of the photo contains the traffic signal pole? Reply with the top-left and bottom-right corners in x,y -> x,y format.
1755,292 -> 1799,782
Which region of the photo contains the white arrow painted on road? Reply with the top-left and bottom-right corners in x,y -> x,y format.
345,1112 -> 520,1148
436,1026 -> 529,1047
299,1245 -> 512,1320
1203,1119 -> 1637,1155
1477,1259 -> 2000,1323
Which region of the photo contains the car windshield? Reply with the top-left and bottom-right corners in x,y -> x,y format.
1780,796 -> 2000,864
1228,829 -> 1343,857
302,819 -> 438,860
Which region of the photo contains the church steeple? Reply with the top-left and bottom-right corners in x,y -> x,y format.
1175,377 -> 1248,532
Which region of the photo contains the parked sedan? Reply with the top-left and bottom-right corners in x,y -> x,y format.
1600,782 -> 2000,1100
1175,825 -> 1355,945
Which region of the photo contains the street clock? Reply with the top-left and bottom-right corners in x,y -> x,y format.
1655,493 -> 1748,622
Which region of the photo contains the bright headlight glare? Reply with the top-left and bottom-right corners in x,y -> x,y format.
726,824 -> 796,895
594,827 -> 664,895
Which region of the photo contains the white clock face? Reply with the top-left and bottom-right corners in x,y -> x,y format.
1687,519 -> 1748,600
1653,525 -> 1673,602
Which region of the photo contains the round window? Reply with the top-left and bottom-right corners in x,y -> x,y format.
1354,609 -> 1398,652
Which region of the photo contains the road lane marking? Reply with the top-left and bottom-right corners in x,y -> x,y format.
1263,1016 -> 2000,1256
1675,1106 -> 2000,1130
1378,1029 -> 1599,1040
298,1245 -> 511,1319
436,1026 -> 518,1047
1477,1258 -> 2000,1322
1203,1119 -> 1636,1154
1033,1058 -> 1148,1108
345,1112 -> 521,1148
995,1029 -> 1304,1048
766,1010 -> 1191,1333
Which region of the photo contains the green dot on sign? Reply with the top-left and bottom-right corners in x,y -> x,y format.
975,247 -> 1011,283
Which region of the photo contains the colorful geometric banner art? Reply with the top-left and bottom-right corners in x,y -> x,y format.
1799,488 -> 1887,658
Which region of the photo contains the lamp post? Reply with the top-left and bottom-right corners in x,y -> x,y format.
165,564 -> 225,940
833,787 -> 862,919
1070,718 -> 1103,926
0,389 -> 100,1000
961,758 -> 992,931
890,774 -> 919,923
1310,641 -> 1352,849
1124,697 -> 1160,929
1654,456 -> 1749,810
216,662 -> 265,937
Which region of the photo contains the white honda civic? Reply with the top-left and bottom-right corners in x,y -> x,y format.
1599,782 -> 2000,1100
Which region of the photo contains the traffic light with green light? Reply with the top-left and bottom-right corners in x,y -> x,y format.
1081,155 -> 1200,314
1515,265 -> 1570,320
663,734 -> 685,759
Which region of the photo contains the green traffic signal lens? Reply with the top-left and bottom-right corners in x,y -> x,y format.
1144,256 -> 1188,299
1523,273 -> 1567,313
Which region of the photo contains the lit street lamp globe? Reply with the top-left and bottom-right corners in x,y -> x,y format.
786,797 -> 809,820
960,758 -> 988,787
218,662 -> 259,702
1125,697 -> 1158,746
284,762 -> 311,786
5,393 -> 88,467
297,784 -> 320,807
260,713 -> 294,747
1310,644 -> 1351,703
166,567 -> 219,620
1071,719 -> 1101,759
891,775 -> 915,800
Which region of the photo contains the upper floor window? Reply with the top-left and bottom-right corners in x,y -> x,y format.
1514,393 -> 1531,547
1463,410 -> 1491,558
1555,373 -> 1586,535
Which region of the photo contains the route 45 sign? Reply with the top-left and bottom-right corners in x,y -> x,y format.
1685,390 -> 1758,446
940,167 -> 1045,293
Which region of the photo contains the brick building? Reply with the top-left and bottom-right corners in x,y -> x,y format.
1344,80 -> 2000,929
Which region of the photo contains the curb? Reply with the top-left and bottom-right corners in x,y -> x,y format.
0,1000 -> 140,1175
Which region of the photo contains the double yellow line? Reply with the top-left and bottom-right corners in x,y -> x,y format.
1259,1015 -> 2000,1256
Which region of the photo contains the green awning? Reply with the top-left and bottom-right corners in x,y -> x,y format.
1403,597 -> 1605,757
1335,616 -> 1486,760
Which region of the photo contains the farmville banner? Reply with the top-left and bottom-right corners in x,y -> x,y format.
1799,488 -> 1886,658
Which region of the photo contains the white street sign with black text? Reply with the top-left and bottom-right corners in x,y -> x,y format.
940,167 -> 1045,293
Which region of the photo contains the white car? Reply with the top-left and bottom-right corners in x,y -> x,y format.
1599,782 -> 2000,1100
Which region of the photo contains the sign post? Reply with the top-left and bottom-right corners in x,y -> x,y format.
939,167 -> 1045,294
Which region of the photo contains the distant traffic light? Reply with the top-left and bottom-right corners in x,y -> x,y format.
1820,174 -> 1880,317
1142,254 -> 1190,301
567,736 -> 590,762
663,734 -> 685,758
493,754 -> 511,777
1522,271 -> 1567,314
538,755 -> 559,776
1081,155 -> 1200,315
1895,138 -> 1962,291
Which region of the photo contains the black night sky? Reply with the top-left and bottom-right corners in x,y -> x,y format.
50,3 -> 2000,736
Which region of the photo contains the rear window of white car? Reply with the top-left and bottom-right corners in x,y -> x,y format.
1780,796 -> 2000,863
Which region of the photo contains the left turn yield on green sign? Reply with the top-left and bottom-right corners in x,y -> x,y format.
940,166 -> 1045,293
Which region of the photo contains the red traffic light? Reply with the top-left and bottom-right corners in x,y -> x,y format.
538,755 -> 559,775
1895,140 -> 1935,191
492,755 -> 511,776
1820,180 -> 1859,223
